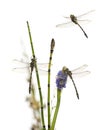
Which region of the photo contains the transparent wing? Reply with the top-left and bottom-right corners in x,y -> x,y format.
37,63 -> 52,68
38,69 -> 48,75
71,64 -> 88,73
63,16 -> 70,19
13,66 -> 48,75
12,59 -> 30,72
13,59 -> 50,68
13,59 -> 30,65
12,59 -> 49,74
56,21 -> 74,28
77,10 -> 95,18
77,19 -> 91,25
12,66 -> 29,70
72,71 -> 90,78
77,19 -> 91,22
56,19 -> 90,28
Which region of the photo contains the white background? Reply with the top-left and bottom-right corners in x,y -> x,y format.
0,0 -> 107,130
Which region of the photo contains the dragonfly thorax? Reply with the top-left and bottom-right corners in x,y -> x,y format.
70,14 -> 78,24
30,58 -> 36,69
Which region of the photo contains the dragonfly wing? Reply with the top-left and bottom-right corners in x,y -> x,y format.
13,59 -> 49,70
12,59 -> 30,71
77,19 -> 91,25
71,64 -> 88,73
78,19 -> 91,22
37,63 -> 52,68
56,21 -> 74,28
72,71 -> 90,78
37,63 -> 52,75
13,59 -> 29,65
77,10 -> 95,18
13,66 -> 30,70
63,16 -> 71,19
38,69 -> 48,75
12,66 -> 30,73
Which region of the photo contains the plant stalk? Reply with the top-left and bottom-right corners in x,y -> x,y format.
27,21 -> 46,130
51,89 -> 61,130
47,39 -> 55,130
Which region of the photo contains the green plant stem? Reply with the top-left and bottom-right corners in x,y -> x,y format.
51,89 -> 61,130
47,39 -> 55,130
26,21 -> 46,130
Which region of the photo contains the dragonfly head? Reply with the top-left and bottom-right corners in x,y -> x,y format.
31,58 -> 34,62
70,14 -> 78,24
62,66 -> 69,74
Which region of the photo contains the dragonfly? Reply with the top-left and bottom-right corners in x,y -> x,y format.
56,10 -> 94,38
56,64 -> 90,99
13,58 -> 48,94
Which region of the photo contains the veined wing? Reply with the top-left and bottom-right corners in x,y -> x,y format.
13,59 -> 50,68
13,65 -> 48,75
56,21 -> 74,28
56,19 -> 90,28
63,10 -> 94,19
63,16 -> 90,21
77,10 -> 95,19
71,64 -> 88,73
77,19 -> 91,25
63,16 -> 70,19
72,71 -> 90,78
76,10 -> 94,25
64,17 -> 91,25
38,63 -> 52,68
12,59 -> 50,73
12,59 -> 30,71
13,59 -> 29,65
